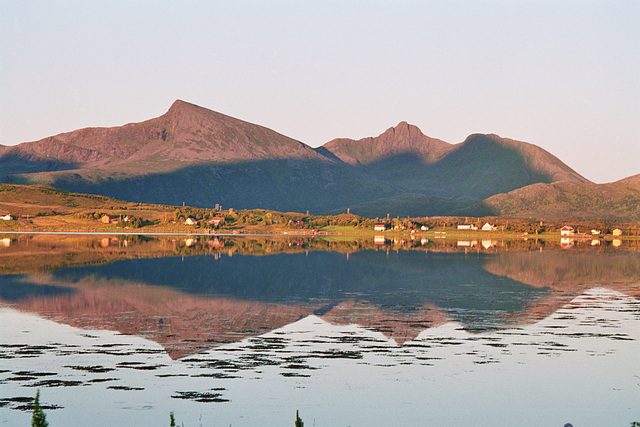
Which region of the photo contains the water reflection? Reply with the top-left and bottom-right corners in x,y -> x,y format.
1,235 -> 639,357
0,234 -> 639,425
1,287 -> 638,426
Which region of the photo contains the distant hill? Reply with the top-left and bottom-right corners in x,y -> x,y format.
1,100 -> 637,219
483,175 -> 640,221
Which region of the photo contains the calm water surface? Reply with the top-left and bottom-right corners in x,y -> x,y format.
0,235 -> 638,426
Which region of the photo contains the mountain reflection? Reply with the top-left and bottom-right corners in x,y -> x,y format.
1,234 -> 638,359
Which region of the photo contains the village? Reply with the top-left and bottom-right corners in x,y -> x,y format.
1,202 -> 637,244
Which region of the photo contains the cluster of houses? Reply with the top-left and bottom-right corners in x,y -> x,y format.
375,222 -> 498,232
101,214 -> 125,224
560,226 -> 623,236
373,221 -> 627,237
184,216 -> 225,227
457,223 -> 497,231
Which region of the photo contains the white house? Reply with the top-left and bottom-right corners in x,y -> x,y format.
481,223 -> 495,231
560,226 -> 575,236
374,223 -> 387,232
1,214 -> 14,221
185,217 -> 198,225
457,224 -> 478,230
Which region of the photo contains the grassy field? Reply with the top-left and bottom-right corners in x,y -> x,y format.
1,184 -> 638,238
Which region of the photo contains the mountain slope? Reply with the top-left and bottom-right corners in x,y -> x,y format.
0,100 -> 327,176
322,122 -> 453,166
1,99 -> 632,218
321,129 -> 589,201
483,175 -> 640,221
1,101 -> 398,212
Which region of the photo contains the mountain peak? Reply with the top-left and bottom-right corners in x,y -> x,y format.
321,123 -> 453,166
166,99 -> 203,114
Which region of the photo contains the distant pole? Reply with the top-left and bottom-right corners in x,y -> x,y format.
347,208 -> 350,214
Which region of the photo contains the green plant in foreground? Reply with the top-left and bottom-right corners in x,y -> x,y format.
295,410 -> 304,427
31,390 -> 48,427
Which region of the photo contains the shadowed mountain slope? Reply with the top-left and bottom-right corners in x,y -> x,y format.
321,129 -> 589,201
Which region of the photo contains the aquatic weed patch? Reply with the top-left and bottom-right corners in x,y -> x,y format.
65,365 -> 115,373
107,385 -> 145,391
0,396 -> 63,411
171,390 -> 228,403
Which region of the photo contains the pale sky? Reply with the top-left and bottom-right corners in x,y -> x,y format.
1,1 -> 638,183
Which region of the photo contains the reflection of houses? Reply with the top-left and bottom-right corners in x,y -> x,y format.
481,240 -> 496,249
457,240 -> 477,247
560,226 -> 574,236
481,223 -> 495,231
185,217 -> 198,225
208,238 -> 225,248
374,235 -> 386,245
560,238 -> 574,249
457,224 -> 478,230
374,223 -> 387,232
100,237 -> 120,248
612,239 -> 622,247
612,228 -> 623,236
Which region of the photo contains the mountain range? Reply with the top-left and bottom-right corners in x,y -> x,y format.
1,100 -> 638,220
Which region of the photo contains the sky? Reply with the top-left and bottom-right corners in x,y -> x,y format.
1,0 -> 638,183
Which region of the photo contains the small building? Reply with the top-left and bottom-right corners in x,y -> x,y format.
457,224 -> 478,230
481,223 -> 495,231
612,228 -> 623,236
0,214 -> 13,221
185,217 -> 198,225
291,220 -> 303,226
420,225 -> 429,231
101,214 -> 119,224
591,229 -> 601,235
208,216 -> 225,227
560,226 -> 575,236
374,223 -> 387,232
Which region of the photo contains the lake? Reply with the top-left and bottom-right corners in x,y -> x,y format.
1,234 -> 638,426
